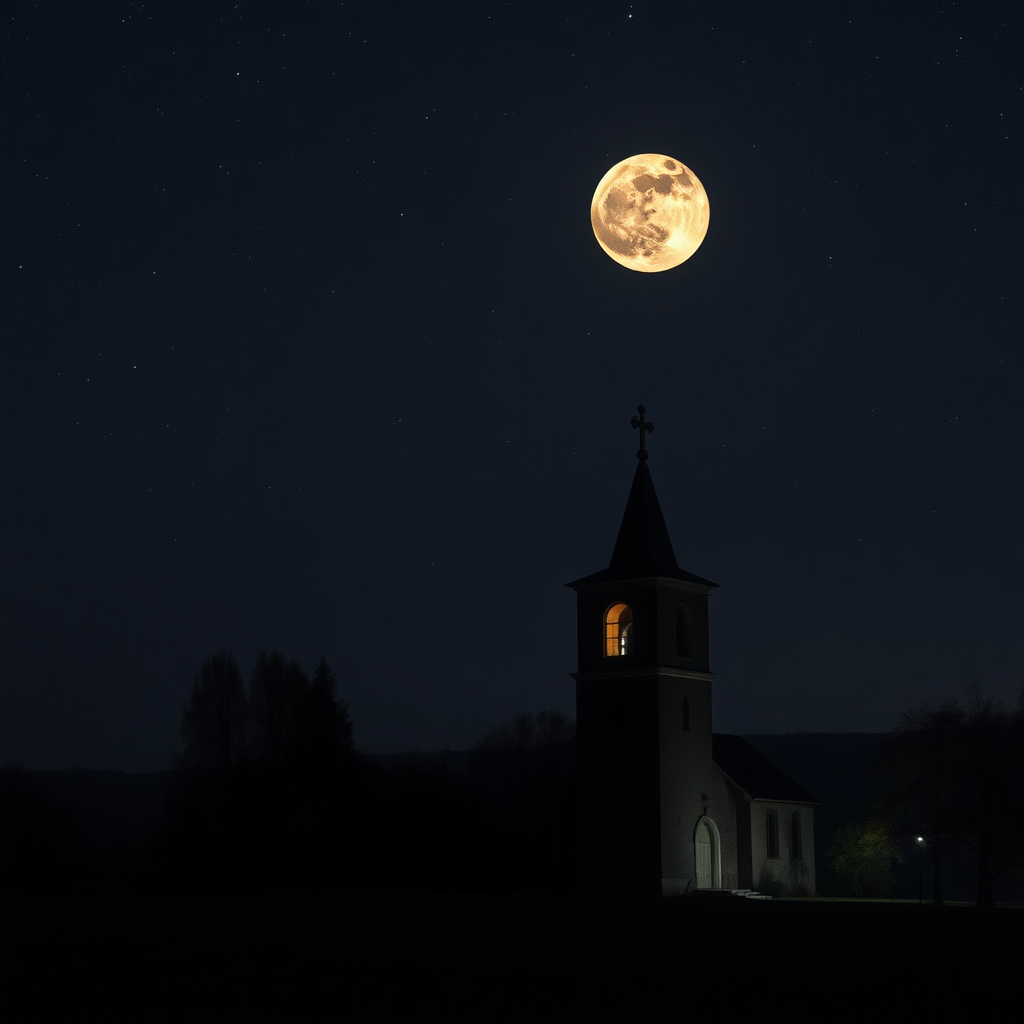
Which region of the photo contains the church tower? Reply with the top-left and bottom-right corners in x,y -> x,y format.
568,406 -> 721,895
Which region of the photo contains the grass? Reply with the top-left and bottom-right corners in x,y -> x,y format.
2,888 -> 1020,1021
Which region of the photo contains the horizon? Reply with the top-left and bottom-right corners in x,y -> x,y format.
13,729 -> 899,776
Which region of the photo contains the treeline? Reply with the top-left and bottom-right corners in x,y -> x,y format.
174,651 -> 354,771
159,651 -> 358,893
1,651 -> 576,896
825,684 -> 1024,905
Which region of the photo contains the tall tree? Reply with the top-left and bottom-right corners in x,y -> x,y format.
302,654 -> 355,768
874,684 -> 1024,907
248,651 -> 310,764
175,652 -> 249,769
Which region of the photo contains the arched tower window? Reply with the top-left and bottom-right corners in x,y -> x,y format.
604,603 -> 633,657
676,602 -> 693,657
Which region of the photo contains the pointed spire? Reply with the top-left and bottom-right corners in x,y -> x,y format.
608,456 -> 679,576
610,404 -> 678,574
567,405 -> 719,589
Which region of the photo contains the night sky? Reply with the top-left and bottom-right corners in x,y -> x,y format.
2,2 -> 1021,772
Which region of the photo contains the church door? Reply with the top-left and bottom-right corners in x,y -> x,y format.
696,820 -> 714,888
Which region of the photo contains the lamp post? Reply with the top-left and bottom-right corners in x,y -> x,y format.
915,836 -> 925,904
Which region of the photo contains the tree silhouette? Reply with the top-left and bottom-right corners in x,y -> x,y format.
174,652 -> 249,770
874,683 -> 1024,906
248,651 -> 309,764
301,654 -> 355,769
174,651 -> 355,773
168,651 -> 360,893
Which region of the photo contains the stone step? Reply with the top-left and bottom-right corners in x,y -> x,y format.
730,888 -> 773,899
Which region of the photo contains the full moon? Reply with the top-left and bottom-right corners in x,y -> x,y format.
591,154 -> 710,272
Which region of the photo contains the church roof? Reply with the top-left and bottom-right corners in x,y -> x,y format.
567,457 -> 719,589
712,734 -> 817,804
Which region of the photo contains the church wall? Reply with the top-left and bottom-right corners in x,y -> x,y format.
748,801 -> 816,896
718,780 -> 740,890
657,675 -> 708,884
657,677 -> 737,889
734,795 -> 753,888
576,676 -> 663,895
654,582 -> 710,672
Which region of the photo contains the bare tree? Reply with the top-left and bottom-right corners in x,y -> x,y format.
174,652 -> 249,769
874,683 -> 1024,906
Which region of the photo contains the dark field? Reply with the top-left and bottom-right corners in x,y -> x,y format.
2,892 -> 1020,1021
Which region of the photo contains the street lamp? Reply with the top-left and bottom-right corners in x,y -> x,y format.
915,836 -> 926,904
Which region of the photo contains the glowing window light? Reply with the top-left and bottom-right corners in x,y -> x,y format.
605,603 -> 634,657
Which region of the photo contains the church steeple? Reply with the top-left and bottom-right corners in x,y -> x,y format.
568,406 -> 720,895
568,407 -> 816,897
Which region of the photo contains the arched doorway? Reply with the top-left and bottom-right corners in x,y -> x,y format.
694,816 -> 722,889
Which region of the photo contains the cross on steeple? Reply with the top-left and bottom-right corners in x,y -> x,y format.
631,404 -> 653,462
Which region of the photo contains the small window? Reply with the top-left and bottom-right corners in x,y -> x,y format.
790,812 -> 803,860
676,602 -> 693,657
766,810 -> 779,859
682,696 -> 690,732
605,603 -> 633,657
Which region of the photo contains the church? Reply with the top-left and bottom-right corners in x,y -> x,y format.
567,407 -> 816,897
